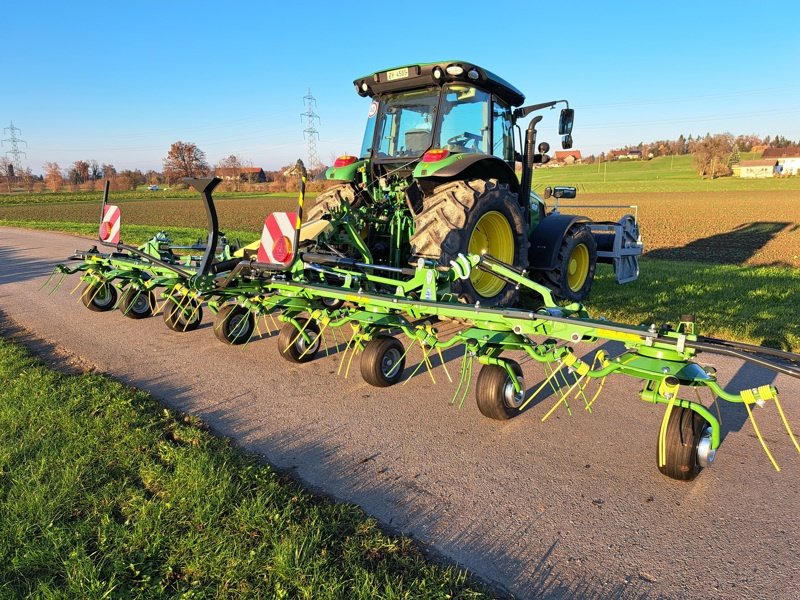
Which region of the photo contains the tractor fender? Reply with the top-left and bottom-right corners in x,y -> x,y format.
416,155 -> 520,194
528,213 -> 591,270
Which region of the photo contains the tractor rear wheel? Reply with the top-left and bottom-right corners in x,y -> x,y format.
548,225 -> 597,302
657,407 -> 714,481
81,281 -> 117,312
119,288 -> 155,319
305,184 -> 359,222
214,303 -> 255,345
163,297 -> 203,332
360,335 -> 405,387
277,318 -> 321,363
411,179 -> 528,306
475,361 -> 525,420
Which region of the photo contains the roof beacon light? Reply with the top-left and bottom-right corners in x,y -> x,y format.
446,65 -> 464,76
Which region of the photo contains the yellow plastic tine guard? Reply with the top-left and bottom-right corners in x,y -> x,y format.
742,397 -> 780,471
541,370 -> 586,422
518,360 -> 564,411
436,346 -> 453,383
657,378 -> 680,468
773,394 -> 800,454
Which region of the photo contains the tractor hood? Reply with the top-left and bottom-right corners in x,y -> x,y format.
353,61 -> 525,107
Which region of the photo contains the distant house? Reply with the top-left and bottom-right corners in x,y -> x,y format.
761,146 -> 800,175
739,159 -> 776,178
215,166 -> 267,182
554,150 -> 582,165
609,149 -> 642,160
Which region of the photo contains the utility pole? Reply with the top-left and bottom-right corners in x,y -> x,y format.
2,121 -> 27,180
301,89 -> 321,172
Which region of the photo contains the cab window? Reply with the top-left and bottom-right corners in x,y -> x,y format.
492,98 -> 514,162
438,85 -> 490,154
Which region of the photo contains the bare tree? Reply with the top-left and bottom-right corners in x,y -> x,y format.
44,162 -> 63,192
162,141 -> 210,184
101,163 -> 117,180
691,134 -> 734,178
0,157 -> 12,192
69,160 -> 90,185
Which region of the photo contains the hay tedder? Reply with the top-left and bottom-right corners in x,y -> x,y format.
50,61 -> 800,481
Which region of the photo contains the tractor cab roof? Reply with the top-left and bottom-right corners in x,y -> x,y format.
353,61 -> 525,107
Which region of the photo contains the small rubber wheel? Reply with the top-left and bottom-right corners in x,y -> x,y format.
657,406 -> 713,481
214,304 -> 255,345
119,288 -> 155,319
163,297 -> 203,332
80,281 -> 117,312
475,361 -> 525,420
360,335 -> 405,387
277,318 -> 321,363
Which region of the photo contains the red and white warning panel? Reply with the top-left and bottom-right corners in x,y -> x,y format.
99,205 -> 121,244
257,212 -> 298,265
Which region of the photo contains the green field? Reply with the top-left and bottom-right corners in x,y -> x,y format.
0,335 -> 487,598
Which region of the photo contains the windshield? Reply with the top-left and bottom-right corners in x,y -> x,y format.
367,87 -> 439,160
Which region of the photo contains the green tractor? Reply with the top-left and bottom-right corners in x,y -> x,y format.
305,61 -> 641,306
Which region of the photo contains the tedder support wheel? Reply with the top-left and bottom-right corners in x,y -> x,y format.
163,297 -> 203,332
549,225 -> 597,302
410,179 -> 529,307
119,287 -> 155,319
214,303 -> 255,345
657,406 -> 715,481
81,281 -> 118,312
360,335 -> 405,387
277,317 -> 321,363
475,361 -> 525,420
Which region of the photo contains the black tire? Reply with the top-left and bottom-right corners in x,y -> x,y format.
475,361 -> 525,420
163,297 -> 203,332
360,335 -> 405,387
80,281 -> 117,312
119,288 -> 155,319
277,318 -> 321,363
548,225 -> 597,302
305,184 -> 359,222
214,304 -> 255,345
410,179 -> 529,306
657,407 -> 713,481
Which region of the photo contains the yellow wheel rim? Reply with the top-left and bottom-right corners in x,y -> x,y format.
567,243 -> 590,292
468,211 -> 514,297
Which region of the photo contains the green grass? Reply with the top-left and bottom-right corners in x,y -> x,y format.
0,190 -> 318,207
586,258 -> 800,352
532,154 -> 800,193
0,335 -> 488,598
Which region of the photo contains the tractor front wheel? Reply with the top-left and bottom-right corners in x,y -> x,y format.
475,361 -> 525,420
214,304 -> 255,345
549,226 -> 597,302
277,318 -> 321,363
657,407 -> 715,481
81,281 -> 117,312
411,179 -> 529,307
119,288 -> 155,319
360,335 -> 405,387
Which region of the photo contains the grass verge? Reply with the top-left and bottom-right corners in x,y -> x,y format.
0,335 -> 487,598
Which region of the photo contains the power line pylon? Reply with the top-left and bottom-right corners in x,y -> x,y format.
2,121 -> 28,178
301,89 -> 321,172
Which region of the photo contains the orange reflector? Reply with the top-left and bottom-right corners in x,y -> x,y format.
271,236 -> 292,263
422,149 -> 450,163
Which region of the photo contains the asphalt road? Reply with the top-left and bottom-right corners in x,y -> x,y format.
1,226 -> 799,599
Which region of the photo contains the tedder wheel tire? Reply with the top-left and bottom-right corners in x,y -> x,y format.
277,317 -> 321,363
214,304 -> 255,345
119,288 -> 155,319
475,361 -> 525,420
549,225 -> 597,302
410,179 -> 529,307
657,406 -> 714,481
360,335 -> 405,387
304,183 -> 359,222
81,281 -> 118,312
163,297 -> 203,332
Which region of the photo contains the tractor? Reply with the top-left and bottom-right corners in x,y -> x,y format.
303,61 -> 641,306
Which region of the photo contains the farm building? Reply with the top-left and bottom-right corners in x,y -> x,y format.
761,146 -> 800,175
738,159 -> 776,178
609,149 -> 642,160
215,167 -> 267,182
554,150 -> 582,165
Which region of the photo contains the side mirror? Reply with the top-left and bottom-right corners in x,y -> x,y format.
561,134 -> 573,150
558,108 -> 574,135
552,186 -> 577,199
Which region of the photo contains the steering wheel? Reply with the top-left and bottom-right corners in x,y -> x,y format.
446,131 -> 482,152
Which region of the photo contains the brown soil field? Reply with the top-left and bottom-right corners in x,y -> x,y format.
2,190 -> 798,268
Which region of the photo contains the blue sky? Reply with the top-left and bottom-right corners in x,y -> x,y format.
3,1 -> 799,174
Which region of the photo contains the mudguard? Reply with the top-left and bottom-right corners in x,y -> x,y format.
528,213 -> 590,270
415,154 -> 519,193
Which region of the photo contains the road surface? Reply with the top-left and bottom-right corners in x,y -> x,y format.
1,226 -> 798,599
